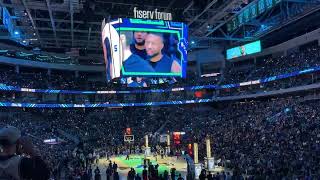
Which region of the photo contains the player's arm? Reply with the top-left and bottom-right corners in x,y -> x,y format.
171,60 -> 181,73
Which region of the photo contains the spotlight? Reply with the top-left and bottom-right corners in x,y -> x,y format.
191,41 -> 195,44
14,31 -> 19,35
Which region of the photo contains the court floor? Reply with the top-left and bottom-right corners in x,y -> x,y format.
95,154 -> 188,180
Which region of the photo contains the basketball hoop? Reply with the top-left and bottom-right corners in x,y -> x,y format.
124,135 -> 134,143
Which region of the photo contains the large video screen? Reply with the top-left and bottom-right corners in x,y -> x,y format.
102,18 -> 188,82
226,40 -> 261,60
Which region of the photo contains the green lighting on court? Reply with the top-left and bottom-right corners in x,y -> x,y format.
115,155 -> 174,175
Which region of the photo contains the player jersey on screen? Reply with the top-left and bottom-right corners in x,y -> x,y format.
104,37 -> 112,81
149,55 -> 173,73
123,54 -> 155,72
102,21 -> 122,80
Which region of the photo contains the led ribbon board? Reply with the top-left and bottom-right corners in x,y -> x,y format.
0,99 -> 213,108
0,66 -> 319,94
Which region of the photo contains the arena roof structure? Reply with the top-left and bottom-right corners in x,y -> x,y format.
0,0 -> 319,54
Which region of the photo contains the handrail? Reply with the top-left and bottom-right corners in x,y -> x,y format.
0,82 -> 319,108
0,65 -> 319,94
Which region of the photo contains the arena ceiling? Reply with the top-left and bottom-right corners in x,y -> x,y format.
0,0 -> 319,55
0,0 -> 251,52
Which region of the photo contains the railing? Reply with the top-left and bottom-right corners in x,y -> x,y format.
0,65 -> 319,94
0,81 -> 319,108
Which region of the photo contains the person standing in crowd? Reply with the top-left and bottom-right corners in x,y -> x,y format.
113,161 -> 118,172
177,174 -> 184,180
170,168 -> 176,180
106,167 -> 112,180
199,169 -> 206,180
163,170 -> 169,180
154,164 -> 159,177
206,172 -> 213,180
0,126 -> 50,180
125,152 -> 130,160
113,169 -> 120,180
128,168 -> 136,180
159,174 -> 164,180
88,166 -> 93,180
132,168 -> 136,178
148,164 -> 154,176
226,172 -> 232,180
135,173 -> 142,180
88,152 -> 93,164
142,166 -> 148,180
108,160 -> 112,169
221,171 -> 227,180
94,166 -> 101,180
96,153 -> 100,164
130,31 -> 148,60
145,33 -> 181,73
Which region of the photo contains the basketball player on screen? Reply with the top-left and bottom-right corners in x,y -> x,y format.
120,33 -> 155,73
145,33 -> 181,73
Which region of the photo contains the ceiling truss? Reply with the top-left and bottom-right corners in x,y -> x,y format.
0,0 -> 318,54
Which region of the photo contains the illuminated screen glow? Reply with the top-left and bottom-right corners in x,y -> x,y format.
101,18 -> 188,82
226,40 -> 261,60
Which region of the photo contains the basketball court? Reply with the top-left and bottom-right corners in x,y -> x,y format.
96,154 -> 188,180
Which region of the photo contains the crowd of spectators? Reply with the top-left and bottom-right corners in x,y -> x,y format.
222,44 -> 320,85
162,97 -> 320,179
0,107 -> 174,179
1,38 -> 320,179
0,68 -> 90,90
1,95 -> 320,179
0,45 -> 318,92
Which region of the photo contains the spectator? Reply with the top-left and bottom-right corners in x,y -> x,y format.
135,173 -> 142,180
0,126 -> 50,180
94,166 -> 101,180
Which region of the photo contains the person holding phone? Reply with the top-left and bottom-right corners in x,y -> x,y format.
0,126 -> 50,180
